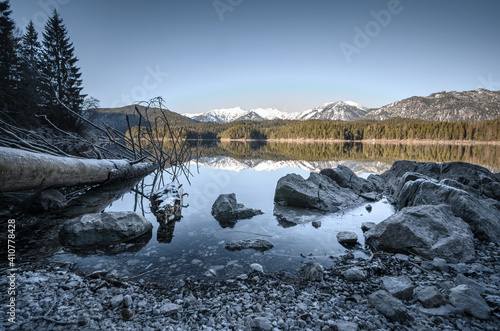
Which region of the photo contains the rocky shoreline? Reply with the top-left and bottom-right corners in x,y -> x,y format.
2,238 -> 499,330
3,160 -> 500,330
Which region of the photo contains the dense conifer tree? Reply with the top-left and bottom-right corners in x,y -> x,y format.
18,20 -> 43,122
0,0 -> 20,121
41,10 -> 85,130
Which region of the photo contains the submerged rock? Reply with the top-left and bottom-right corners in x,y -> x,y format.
225,238 -> 274,252
273,204 -> 327,227
336,231 -> 358,246
59,211 -> 153,247
211,193 -> 263,226
365,204 -> 475,263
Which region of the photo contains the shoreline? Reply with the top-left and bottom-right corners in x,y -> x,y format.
207,138 -> 500,145
6,240 -> 499,330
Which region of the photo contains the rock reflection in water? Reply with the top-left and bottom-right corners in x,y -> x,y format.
62,229 -> 153,256
157,221 -> 177,243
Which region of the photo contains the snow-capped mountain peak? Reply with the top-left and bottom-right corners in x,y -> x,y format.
183,101 -> 368,123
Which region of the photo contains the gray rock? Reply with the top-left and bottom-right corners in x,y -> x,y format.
342,267 -> 366,281
211,193 -> 263,224
110,294 -> 124,309
253,316 -> 272,331
368,290 -> 407,322
250,263 -> 264,273
365,203 -> 373,212
274,172 -> 362,212
367,174 -> 386,193
159,302 -> 181,315
382,160 -> 500,202
361,222 -> 376,232
334,320 -> 359,331
421,261 -> 434,270
299,262 -> 324,281
381,276 -> 414,300
364,204 -> 475,263
418,304 -> 455,317
59,211 -> 153,247
336,231 -> 358,246
449,284 -> 491,320
394,177 -> 500,243
432,257 -> 449,272
320,165 -> 376,194
455,274 -> 486,294
123,294 -> 133,308
417,286 -> 445,308
150,183 -> 183,224
394,253 -> 409,262
225,238 -> 274,252
312,220 -> 322,228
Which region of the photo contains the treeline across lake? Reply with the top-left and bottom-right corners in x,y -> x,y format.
190,141 -> 500,171
173,117 -> 500,142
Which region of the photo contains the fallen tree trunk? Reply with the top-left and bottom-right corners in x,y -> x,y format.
0,147 -> 158,193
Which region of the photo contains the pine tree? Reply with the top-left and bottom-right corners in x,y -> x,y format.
0,0 -> 20,121
41,9 -> 85,130
18,20 -> 43,123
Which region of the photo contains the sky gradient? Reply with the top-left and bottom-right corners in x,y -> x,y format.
10,0 -> 500,114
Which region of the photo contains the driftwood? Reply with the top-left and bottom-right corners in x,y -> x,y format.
0,147 -> 158,193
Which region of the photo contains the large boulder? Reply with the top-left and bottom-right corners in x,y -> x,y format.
382,161 -> 500,201
365,205 -> 475,263
395,178 -> 500,243
59,211 -> 153,247
319,165 -> 376,194
211,193 -> 263,226
274,172 -> 363,212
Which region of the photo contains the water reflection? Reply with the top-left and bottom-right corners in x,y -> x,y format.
28,141 -> 500,280
191,141 -> 500,171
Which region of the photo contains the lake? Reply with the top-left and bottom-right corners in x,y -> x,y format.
47,141 -> 500,281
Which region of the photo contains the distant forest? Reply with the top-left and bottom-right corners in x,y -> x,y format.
171,117 -> 500,142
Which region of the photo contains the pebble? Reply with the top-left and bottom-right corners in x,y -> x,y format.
7,241 -> 500,330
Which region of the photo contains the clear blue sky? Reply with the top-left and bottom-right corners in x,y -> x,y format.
10,0 -> 500,113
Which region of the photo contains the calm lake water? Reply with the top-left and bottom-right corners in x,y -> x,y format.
48,141 -> 499,281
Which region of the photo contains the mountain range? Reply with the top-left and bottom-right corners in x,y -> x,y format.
183,89 -> 500,123
194,156 -> 391,175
